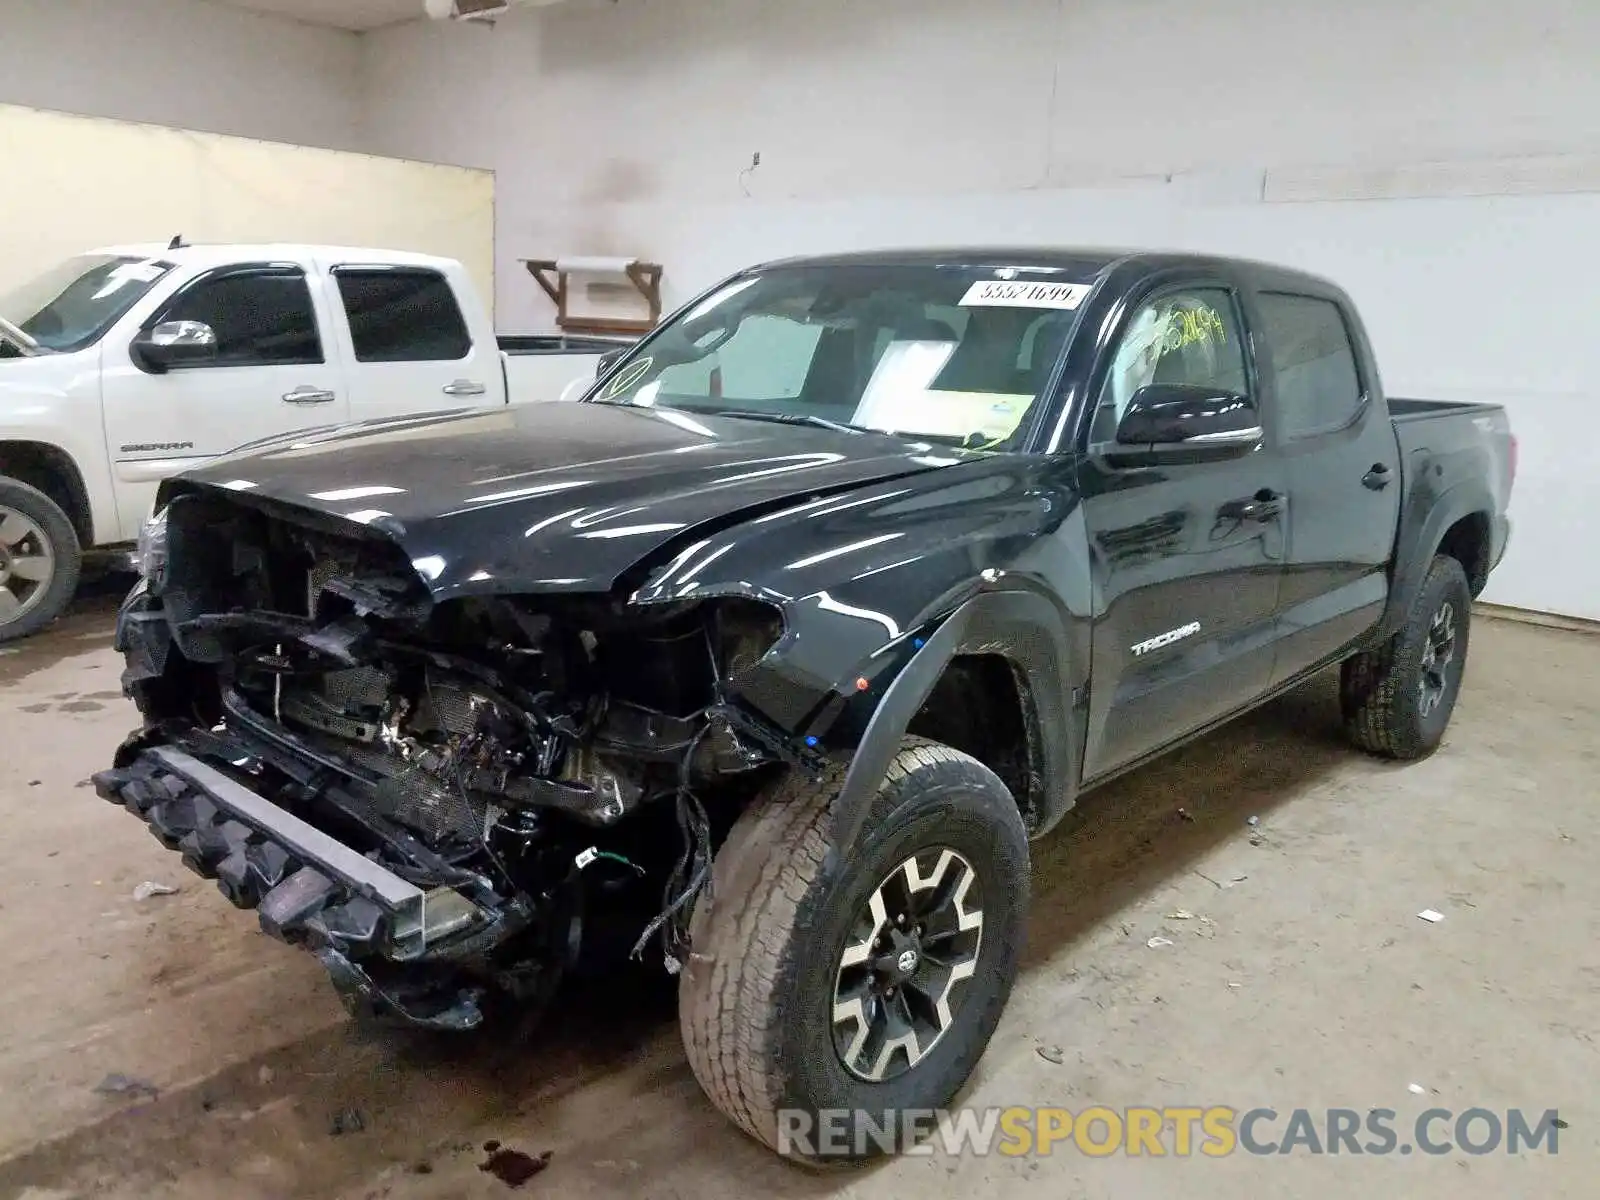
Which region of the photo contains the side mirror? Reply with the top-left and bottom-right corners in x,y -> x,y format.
596,347 -> 628,375
133,320 -> 218,372
1109,383 -> 1261,465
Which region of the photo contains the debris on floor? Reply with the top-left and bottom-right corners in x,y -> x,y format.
1147,936 -> 1174,949
132,881 -> 179,901
92,1073 -> 159,1100
1166,909 -> 1196,920
1417,909 -> 1446,923
329,1107 -> 367,1136
1409,1083 -> 1427,1094
479,1144 -> 553,1188
1037,1045 -> 1065,1064
257,1065 -> 275,1086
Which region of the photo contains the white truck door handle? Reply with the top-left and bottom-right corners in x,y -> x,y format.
282,386 -> 336,405
443,379 -> 487,397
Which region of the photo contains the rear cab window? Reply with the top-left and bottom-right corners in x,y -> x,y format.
333,268 -> 472,363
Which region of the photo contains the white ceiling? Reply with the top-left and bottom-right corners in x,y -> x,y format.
210,0 -> 424,32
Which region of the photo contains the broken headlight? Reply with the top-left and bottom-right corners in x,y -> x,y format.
136,506 -> 169,586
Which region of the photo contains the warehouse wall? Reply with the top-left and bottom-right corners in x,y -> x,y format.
363,0 -> 1600,311
0,0 -> 366,151
0,104 -> 496,330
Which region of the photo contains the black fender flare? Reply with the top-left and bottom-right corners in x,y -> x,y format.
1379,477 -> 1495,640
827,588 -> 1081,853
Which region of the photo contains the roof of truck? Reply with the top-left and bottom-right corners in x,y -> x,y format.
90,242 -> 460,271
752,246 -> 1344,294
759,246 -> 1133,272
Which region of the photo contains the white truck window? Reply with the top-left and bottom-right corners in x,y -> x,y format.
159,267 -> 323,368
0,255 -> 175,354
335,269 -> 471,363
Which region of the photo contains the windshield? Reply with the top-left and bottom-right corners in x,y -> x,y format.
587,264 -> 1096,449
0,254 -> 175,354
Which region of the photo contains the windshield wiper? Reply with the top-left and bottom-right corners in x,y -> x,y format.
706,409 -> 872,436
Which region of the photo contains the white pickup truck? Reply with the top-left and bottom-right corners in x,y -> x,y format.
0,242 -> 630,642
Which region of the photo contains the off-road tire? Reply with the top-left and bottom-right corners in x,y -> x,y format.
678,737 -> 1029,1163
0,477 -> 81,645
1341,554 -> 1472,759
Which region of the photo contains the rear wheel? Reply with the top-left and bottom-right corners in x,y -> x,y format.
0,478 -> 81,644
1341,554 -> 1472,759
678,738 -> 1029,1163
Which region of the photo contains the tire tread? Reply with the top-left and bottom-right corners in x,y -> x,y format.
0,476 -> 82,644
1342,554 -> 1471,760
679,737 -> 1000,1153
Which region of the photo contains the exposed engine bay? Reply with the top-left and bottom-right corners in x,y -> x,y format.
105,488 -> 816,1031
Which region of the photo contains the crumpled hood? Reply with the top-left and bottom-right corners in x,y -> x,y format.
175,402 -> 963,599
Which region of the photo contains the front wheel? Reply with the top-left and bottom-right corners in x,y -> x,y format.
1341,554 -> 1472,759
0,478 -> 81,645
678,737 -> 1030,1163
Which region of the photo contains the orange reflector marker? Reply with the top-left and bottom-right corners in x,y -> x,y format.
855,677 -> 870,691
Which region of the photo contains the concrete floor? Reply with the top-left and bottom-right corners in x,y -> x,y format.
0,587 -> 1594,1199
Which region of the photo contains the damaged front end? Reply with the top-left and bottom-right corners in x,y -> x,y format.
99,487 -> 812,1031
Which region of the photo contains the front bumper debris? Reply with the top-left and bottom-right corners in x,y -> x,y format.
91,746 -> 489,1030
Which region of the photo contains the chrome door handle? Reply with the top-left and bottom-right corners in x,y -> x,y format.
282,386 -> 336,405
1221,488 -> 1284,523
442,379 -> 486,397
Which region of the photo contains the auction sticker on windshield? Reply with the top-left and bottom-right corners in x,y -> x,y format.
960,280 -> 1093,310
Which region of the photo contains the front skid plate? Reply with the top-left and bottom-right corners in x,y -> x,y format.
91,748 -> 486,1031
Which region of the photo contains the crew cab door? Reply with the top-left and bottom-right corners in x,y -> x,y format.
319,261 -> 505,421
1077,279 -> 1287,780
1251,290 -> 1403,683
100,260 -> 350,536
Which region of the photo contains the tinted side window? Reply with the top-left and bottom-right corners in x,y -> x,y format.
160,268 -> 321,367
335,269 -> 471,362
1258,292 -> 1363,438
1088,287 -> 1248,445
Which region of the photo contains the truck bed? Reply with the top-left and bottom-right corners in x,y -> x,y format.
1383,394 -> 1515,607
1388,397 -> 1505,422
497,335 -> 634,404
497,334 -> 635,356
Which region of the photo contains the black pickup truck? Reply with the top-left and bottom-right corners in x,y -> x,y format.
97,248 -> 1513,1162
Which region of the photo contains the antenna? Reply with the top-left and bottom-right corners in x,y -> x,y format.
168,234 -> 185,250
